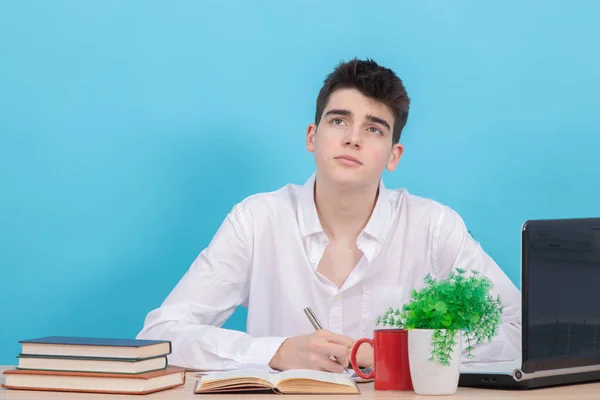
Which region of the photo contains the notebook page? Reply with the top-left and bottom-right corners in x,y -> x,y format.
200,369 -> 274,384
275,369 -> 354,386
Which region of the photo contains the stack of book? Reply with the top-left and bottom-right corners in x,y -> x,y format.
2,336 -> 186,395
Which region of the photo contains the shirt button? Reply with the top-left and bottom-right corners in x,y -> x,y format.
334,295 -> 341,301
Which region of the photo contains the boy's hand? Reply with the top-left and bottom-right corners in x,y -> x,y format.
268,330 -> 354,373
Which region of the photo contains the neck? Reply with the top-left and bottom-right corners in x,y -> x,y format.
314,174 -> 379,242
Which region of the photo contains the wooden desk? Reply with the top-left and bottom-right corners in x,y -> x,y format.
2,366 -> 600,399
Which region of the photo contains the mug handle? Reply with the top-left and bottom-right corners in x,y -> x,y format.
350,338 -> 375,380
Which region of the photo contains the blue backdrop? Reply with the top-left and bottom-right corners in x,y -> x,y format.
1,0 -> 599,364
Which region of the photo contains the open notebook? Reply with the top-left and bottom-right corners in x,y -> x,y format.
195,369 -> 359,395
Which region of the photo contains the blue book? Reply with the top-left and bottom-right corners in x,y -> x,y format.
19,336 -> 171,360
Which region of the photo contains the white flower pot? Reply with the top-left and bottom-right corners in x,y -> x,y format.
408,329 -> 461,395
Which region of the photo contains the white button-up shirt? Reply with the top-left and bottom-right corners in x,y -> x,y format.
137,173 -> 521,370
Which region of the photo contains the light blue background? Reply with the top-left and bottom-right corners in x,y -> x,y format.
1,1 -> 599,364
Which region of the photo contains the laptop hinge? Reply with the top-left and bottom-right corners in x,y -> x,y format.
514,364 -> 600,381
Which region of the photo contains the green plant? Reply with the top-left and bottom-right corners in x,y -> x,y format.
375,268 -> 503,366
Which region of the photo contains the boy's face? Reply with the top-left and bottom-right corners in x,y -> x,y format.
306,88 -> 403,188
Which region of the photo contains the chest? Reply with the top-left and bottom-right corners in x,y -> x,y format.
317,241 -> 364,288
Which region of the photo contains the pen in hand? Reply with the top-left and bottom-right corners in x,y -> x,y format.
303,307 -> 323,331
303,307 -> 349,370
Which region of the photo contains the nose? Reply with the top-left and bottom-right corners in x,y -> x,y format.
343,127 -> 361,149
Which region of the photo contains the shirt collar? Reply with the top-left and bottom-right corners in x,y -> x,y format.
297,172 -> 393,244
362,179 -> 392,245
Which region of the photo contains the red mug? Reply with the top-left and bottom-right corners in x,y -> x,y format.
350,329 -> 413,391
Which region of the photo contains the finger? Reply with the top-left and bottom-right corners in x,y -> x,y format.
317,330 -> 355,348
314,341 -> 349,361
331,354 -> 350,369
316,354 -> 345,373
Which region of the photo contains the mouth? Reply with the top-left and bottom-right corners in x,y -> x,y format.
334,155 -> 363,165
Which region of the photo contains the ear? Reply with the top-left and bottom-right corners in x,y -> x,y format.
386,143 -> 404,172
306,123 -> 317,153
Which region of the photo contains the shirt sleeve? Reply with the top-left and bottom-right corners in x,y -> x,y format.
432,205 -> 522,364
136,202 -> 287,370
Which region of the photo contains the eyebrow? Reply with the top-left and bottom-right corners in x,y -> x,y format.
366,114 -> 391,131
324,109 -> 391,131
324,109 -> 352,118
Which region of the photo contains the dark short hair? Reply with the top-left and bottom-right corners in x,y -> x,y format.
315,58 -> 410,144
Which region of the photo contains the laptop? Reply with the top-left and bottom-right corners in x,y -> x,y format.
459,217 -> 600,389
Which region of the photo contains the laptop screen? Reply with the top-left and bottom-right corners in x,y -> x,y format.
523,218 -> 600,372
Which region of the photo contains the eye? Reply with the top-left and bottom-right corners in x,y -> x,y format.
330,118 -> 346,126
368,126 -> 383,135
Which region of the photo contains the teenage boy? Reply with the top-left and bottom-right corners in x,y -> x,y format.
137,58 -> 521,373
